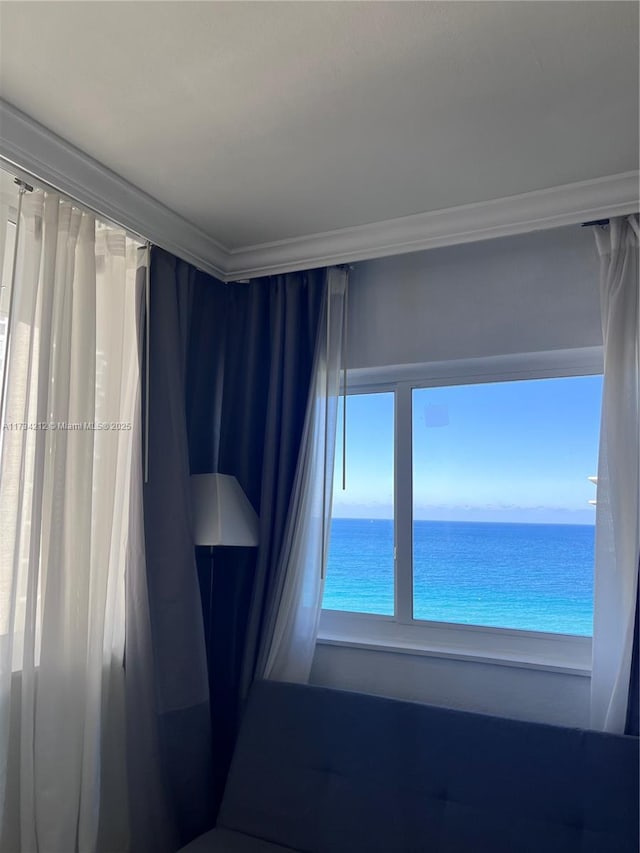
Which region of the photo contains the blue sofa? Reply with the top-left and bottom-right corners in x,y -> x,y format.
180,680 -> 639,852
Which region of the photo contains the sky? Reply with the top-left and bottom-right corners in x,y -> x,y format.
331,374 -> 602,525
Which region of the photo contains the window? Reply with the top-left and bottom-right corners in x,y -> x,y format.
321,358 -> 603,666
412,377 -> 600,636
324,392 -> 394,615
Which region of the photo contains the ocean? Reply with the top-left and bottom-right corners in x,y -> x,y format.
323,518 -> 594,636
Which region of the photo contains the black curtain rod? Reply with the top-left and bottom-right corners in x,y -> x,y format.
581,218 -> 610,227
582,213 -> 639,227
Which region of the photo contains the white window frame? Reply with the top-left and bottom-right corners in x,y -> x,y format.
318,345 -> 603,676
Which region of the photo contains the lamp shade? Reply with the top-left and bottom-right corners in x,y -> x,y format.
190,473 -> 259,546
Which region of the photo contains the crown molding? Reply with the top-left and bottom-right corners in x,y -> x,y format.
0,99 -> 228,279
225,171 -> 639,279
1,100 -> 637,282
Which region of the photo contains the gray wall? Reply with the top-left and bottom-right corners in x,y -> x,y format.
311,644 -> 590,727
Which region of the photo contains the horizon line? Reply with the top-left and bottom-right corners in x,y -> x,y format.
331,517 -> 596,527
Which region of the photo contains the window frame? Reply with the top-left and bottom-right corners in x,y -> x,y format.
319,345 -> 603,675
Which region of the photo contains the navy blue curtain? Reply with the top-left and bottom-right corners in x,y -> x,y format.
132,249 -> 218,850
185,269 -> 325,814
625,564 -> 639,736
133,248 -> 325,828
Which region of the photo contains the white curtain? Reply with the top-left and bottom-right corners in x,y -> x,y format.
259,267 -> 347,683
0,189 -> 143,851
590,215 -> 639,733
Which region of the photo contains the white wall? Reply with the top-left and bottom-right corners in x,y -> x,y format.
316,225 -> 599,727
347,225 -> 602,370
311,643 -> 590,728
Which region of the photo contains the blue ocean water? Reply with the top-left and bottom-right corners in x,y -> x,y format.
323,518 -> 594,636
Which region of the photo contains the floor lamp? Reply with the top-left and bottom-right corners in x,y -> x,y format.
190,473 -> 260,655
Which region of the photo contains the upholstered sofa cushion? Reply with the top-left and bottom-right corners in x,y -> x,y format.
179,827 -> 295,853
182,680 -> 639,852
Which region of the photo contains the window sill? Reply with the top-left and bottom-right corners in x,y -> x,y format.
317,610 -> 592,677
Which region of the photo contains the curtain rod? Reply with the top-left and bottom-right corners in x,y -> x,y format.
3,156 -> 250,285
1,158 -> 149,247
582,213 -> 639,228
14,177 -> 33,193
1,155 -> 233,283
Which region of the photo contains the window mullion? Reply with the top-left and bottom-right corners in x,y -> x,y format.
395,383 -> 413,624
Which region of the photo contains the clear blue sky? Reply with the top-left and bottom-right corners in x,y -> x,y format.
332,375 -> 602,525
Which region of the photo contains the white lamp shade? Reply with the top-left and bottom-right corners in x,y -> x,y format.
190,473 -> 260,546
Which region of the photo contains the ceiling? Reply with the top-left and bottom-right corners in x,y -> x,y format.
0,1 -> 638,255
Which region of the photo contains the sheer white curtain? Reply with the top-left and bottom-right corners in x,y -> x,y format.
591,215 -> 639,733
259,267 -> 346,683
0,189 -> 143,851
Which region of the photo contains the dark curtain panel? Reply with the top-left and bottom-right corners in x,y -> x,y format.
231,272 -> 324,699
136,253 -> 325,821
184,270 -> 324,814
139,248 -> 219,846
187,280 -> 267,812
625,563 -> 639,736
